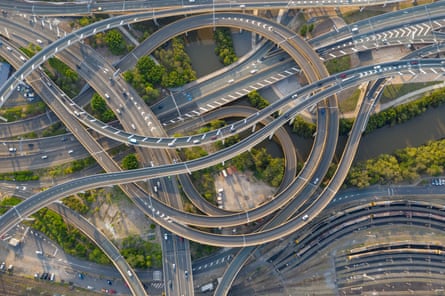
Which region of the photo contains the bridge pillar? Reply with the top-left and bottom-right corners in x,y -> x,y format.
251,124 -> 256,133
269,131 -> 275,140
289,117 -> 295,126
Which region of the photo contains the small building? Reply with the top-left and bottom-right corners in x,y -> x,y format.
8,238 -> 20,247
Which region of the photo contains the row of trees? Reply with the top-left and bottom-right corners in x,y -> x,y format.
32,207 -> 110,265
346,139 -> 445,188
291,87 -> 445,138
0,170 -> 39,182
120,235 -> 162,268
247,91 -> 270,109
214,28 -> 238,66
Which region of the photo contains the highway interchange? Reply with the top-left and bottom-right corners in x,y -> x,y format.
0,0 -> 444,295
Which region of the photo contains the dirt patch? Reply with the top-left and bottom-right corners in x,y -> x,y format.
214,168 -> 276,211
87,187 -> 155,243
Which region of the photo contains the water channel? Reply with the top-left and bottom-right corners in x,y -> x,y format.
185,29 -> 445,164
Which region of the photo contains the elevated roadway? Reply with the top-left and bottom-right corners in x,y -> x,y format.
0,0 -> 404,17
1,59 -> 443,247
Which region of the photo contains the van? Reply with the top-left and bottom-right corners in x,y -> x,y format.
8,147 -> 16,152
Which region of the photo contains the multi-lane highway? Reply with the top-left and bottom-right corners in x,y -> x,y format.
1,2 -> 445,296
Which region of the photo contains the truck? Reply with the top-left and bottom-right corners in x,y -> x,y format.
200,282 -> 214,292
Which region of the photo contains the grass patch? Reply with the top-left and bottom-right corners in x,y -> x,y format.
342,9 -> 388,24
325,55 -> 351,75
380,82 -> 440,104
339,88 -> 361,113
0,101 -> 46,122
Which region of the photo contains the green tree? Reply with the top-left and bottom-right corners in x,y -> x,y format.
105,29 -> 126,55
122,154 -> 139,170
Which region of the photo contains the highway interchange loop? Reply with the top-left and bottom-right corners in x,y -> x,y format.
0,1 -> 444,295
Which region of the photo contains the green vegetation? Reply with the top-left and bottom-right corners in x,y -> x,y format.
46,156 -> 97,177
190,241 -> 219,260
339,87 -> 445,136
341,9 -> 387,24
125,37 -> 196,102
41,122 -> 67,138
121,154 -> 139,170
90,93 -> 116,123
380,82 -> 440,104
0,171 -> 39,182
19,43 -> 42,58
32,208 -> 110,265
247,91 -> 270,109
292,115 -> 316,138
0,197 -> 22,215
104,29 -> 127,55
46,58 -> 82,97
123,56 -> 162,103
346,139 -> 445,187
155,37 -> 197,87
229,148 -> 284,187
291,87 -> 445,138
339,88 -> 361,113
0,101 -> 46,122
325,55 -> 351,74
214,28 -> 238,66
120,235 -> 162,268
299,23 -> 314,37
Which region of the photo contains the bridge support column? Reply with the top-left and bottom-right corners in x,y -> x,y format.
289,117 -> 295,126
251,124 -> 256,133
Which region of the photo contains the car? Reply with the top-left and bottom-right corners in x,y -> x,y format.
78,273 -> 84,280
68,150 -> 74,154
36,39 -> 43,44
127,270 -> 133,277
172,263 -> 175,272
227,79 -> 234,84
107,280 -> 112,285
184,270 -> 188,279
104,93 -> 110,99
410,60 -> 418,65
313,177 -> 319,185
250,69 -> 258,74
211,135 -> 217,140
8,147 -> 16,152
41,155 -> 48,160
338,73 -> 347,79
193,139 -> 200,144
0,262 -> 5,271
302,214 -> 309,221
164,233 -> 168,240
6,46 -> 12,51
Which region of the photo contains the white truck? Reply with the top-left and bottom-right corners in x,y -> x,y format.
200,282 -> 214,292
